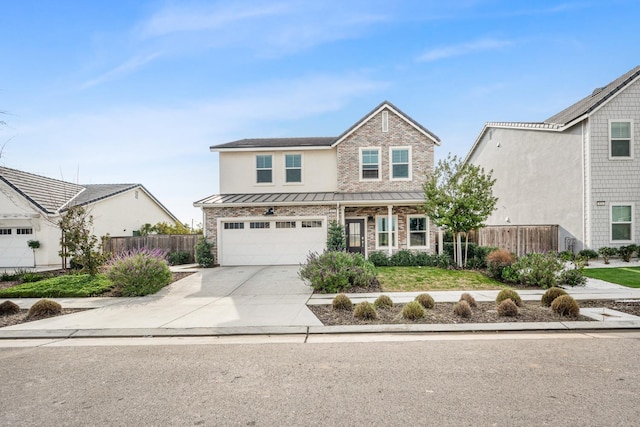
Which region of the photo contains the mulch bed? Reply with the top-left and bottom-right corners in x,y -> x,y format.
309,299 -> 640,326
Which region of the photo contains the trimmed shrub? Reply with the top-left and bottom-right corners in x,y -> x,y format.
374,294 -> 394,310
559,268 -> 587,287
496,289 -> 522,307
107,248 -> 173,297
511,252 -> 564,289
401,301 -> 425,320
332,294 -> 352,311
27,299 -> 62,319
168,251 -> 191,266
551,295 -> 580,317
0,300 -> 20,315
195,236 -> 215,267
486,249 -> 515,280
618,245 -> 636,262
390,250 -> 418,266
598,247 -> 618,264
541,287 -> 568,307
558,250 -> 576,262
497,299 -> 519,317
459,292 -> 477,308
577,249 -> 598,266
453,300 -> 472,318
299,251 -> 376,293
353,302 -> 378,320
465,246 -> 496,269
368,251 -> 390,267
415,293 -> 435,309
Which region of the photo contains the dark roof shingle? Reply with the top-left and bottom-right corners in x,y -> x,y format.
211,137 -> 335,150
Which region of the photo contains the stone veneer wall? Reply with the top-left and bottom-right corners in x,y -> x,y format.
337,107 -> 435,193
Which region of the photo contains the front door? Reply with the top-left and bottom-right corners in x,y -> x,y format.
345,219 -> 365,255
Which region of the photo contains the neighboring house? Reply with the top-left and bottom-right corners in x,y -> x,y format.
465,65 -> 640,253
0,166 -> 179,268
194,101 -> 441,266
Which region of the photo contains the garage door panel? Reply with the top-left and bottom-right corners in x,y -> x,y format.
220,218 -> 326,266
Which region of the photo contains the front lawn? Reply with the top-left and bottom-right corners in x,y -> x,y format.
0,274 -> 114,298
582,267 -> 640,288
377,266 -> 506,292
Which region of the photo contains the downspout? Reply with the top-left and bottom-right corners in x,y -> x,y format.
387,205 -> 393,256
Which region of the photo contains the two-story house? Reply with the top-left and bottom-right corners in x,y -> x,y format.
465,65 -> 640,253
194,101 -> 441,266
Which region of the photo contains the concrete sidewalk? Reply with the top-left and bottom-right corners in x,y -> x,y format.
1,265 -> 640,340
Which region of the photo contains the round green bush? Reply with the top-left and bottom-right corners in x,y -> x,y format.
459,292 -> 477,308
541,287 -> 568,307
453,300 -> 472,318
107,248 -> 173,297
353,301 -> 378,320
27,299 -> 62,319
401,301 -> 425,320
415,293 -> 435,309
0,300 -> 20,315
332,294 -> 353,311
551,295 -> 580,317
374,294 -> 393,310
497,299 -> 519,317
496,289 -> 522,307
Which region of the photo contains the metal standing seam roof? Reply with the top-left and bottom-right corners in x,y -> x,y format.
194,191 -> 426,206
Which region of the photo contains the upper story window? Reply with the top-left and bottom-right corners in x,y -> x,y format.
610,120 -> 633,158
285,154 -> 302,183
360,148 -> 380,180
611,204 -> 633,242
256,155 -> 273,183
390,147 -> 411,180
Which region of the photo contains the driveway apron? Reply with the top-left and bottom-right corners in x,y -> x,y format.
1,266 -> 322,331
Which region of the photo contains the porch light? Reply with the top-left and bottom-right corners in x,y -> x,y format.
264,207 -> 275,216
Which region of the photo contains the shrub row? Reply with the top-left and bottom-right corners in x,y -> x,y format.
368,250 -> 452,268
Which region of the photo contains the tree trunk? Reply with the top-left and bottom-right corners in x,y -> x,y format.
456,232 -> 463,268
464,233 -> 469,267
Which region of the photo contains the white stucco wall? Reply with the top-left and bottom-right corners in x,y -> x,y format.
219,149 -> 338,193
467,125 -> 584,251
88,188 -> 177,239
586,77 -> 640,249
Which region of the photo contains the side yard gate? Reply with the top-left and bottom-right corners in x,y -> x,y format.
473,225 -> 559,257
103,235 -> 199,262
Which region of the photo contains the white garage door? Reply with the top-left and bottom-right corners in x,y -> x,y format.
0,227 -> 34,268
219,218 -> 326,266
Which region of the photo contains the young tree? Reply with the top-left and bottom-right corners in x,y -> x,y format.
326,221 -> 346,251
422,154 -> 498,267
58,205 -> 104,274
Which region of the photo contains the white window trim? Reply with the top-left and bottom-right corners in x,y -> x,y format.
359,147 -> 381,182
407,215 -> 429,249
608,119 -> 634,160
610,202 -> 634,243
283,153 -> 303,185
389,146 -> 412,181
255,153 -> 274,186
381,111 -> 389,133
375,215 -> 398,250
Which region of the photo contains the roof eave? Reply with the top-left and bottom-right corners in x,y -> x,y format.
210,145 -> 334,153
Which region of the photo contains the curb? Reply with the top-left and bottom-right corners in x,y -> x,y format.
2,321 -> 640,340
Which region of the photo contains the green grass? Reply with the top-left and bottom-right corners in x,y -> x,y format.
582,267 -> 640,288
0,274 -> 114,298
377,266 -> 507,292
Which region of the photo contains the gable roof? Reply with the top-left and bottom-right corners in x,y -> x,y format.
545,65 -> 640,126
0,166 -> 178,221
332,100 -> 441,146
464,65 -> 640,163
210,100 -> 440,151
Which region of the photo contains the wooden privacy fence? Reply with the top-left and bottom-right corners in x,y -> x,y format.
103,235 -> 199,262
472,225 -> 559,257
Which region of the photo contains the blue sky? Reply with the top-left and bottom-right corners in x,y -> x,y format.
1,0 -> 639,226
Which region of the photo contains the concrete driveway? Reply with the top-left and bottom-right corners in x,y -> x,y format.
2,266 -> 322,331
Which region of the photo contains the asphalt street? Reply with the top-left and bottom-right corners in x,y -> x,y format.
1,332 -> 639,426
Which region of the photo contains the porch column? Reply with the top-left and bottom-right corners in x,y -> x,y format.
438,228 -> 444,255
387,205 -> 393,256
340,205 -> 346,226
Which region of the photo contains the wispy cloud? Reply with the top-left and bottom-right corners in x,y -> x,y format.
417,38 -> 514,62
79,51 -> 163,89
